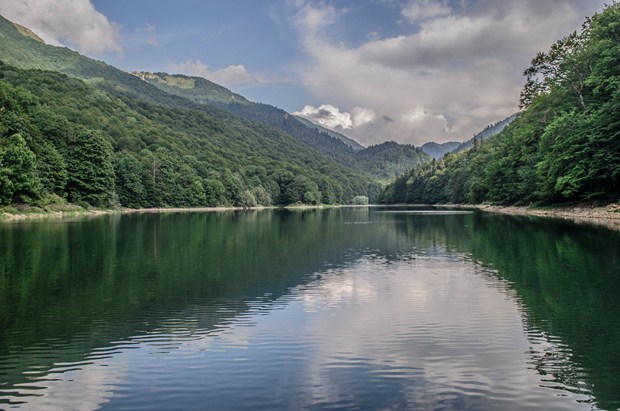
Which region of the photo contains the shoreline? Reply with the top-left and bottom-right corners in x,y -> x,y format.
466,204 -> 620,231
0,204 -> 334,222
0,206 -> 261,222
2,203 -> 619,230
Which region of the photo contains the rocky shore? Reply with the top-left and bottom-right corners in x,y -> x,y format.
473,204 -> 620,230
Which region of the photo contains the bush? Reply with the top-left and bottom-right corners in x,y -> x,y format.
353,195 -> 369,205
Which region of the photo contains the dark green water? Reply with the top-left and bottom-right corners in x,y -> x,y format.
0,207 -> 619,410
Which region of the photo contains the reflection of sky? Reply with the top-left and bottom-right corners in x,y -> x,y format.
3,254 -> 594,410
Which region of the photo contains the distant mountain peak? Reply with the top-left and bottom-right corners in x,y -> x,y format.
450,114 -> 517,154
420,114 -> 517,160
420,141 -> 461,159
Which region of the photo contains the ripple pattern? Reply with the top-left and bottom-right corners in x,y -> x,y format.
0,254 -> 599,410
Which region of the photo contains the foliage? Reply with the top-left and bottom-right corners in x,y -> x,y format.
0,133 -> 41,204
64,128 -> 116,207
0,15 -> 400,207
381,3 -> 620,205
134,72 -> 430,182
0,61 -> 378,207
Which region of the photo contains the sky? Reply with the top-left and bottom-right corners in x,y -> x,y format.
0,0 -> 606,146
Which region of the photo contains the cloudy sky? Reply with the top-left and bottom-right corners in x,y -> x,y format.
0,0 -> 606,146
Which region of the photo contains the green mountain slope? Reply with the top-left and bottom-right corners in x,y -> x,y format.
0,15 -> 429,189
354,141 -> 429,181
131,71 -> 428,180
0,15 -> 388,207
130,71 -> 365,154
420,115 -> 515,160
380,3 -> 620,205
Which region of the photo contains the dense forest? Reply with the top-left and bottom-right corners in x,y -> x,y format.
0,13 -> 433,209
381,3 -> 619,206
0,62 -> 384,208
0,14 -> 407,209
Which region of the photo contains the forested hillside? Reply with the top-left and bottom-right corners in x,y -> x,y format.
380,3 -> 619,206
1,63 -> 385,208
0,13 -> 402,208
133,71 -> 429,180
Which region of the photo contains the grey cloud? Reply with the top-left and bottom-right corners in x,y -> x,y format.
360,7 -> 581,71
318,109 -> 334,118
293,0 -> 603,145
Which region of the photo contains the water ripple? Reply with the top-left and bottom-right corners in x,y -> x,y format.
0,255 -> 604,410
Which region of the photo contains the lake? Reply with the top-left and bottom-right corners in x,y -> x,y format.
1,207 -> 619,410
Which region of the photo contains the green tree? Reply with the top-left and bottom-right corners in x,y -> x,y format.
251,185 -> 272,206
220,169 -> 245,206
204,178 -> 228,206
66,128 -> 115,207
239,189 -> 257,208
0,133 -> 41,204
34,140 -> 67,196
115,153 -> 147,208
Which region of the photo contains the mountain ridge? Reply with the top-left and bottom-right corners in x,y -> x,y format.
129,70 -> 428,181
0,14 -> 386,207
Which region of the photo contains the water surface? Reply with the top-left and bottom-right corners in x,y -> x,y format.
1,207 -> 619,410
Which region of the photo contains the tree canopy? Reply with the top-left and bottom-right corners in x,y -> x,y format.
0,63 -> 378,208
381,3 -> 620,206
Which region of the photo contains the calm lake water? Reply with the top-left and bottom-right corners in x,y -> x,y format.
1,207 -> 619,410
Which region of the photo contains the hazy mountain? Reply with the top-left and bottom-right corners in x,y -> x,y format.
420,141 -> 461,159
452,115 -> 517,153
419,115 -> 516,160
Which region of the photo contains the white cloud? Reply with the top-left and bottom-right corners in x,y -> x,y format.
292,0 -> 603,145
402,0 -> 451,22
294,1 -> 341,37
171,60 -> 258,87
294,104 -> 377,132
351,107 -> 377,127
0,0 -> 121,54
294,104 -> 354,129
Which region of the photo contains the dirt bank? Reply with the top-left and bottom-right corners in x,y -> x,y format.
473,204 -> 620,230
